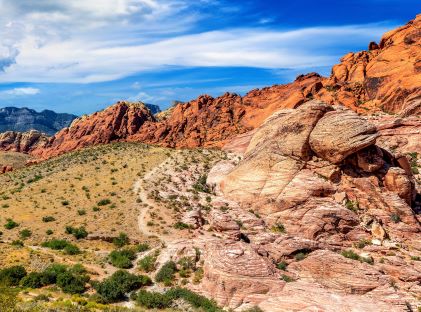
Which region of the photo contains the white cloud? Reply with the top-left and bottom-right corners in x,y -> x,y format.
0,87 -> 41,96
0,0 -> 395,83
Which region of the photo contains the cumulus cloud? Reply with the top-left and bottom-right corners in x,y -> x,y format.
0,0 -> 394,83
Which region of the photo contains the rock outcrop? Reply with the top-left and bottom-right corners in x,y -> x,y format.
0,15 -> 418,159
31,102 -> 156,159
0,130 -> 49,153
195,100 -> 421,311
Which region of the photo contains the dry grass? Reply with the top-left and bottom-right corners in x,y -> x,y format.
0,151 -> 31,169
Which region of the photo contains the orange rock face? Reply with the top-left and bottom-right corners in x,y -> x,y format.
0,15 -> 418,160
31,102 -> 156,159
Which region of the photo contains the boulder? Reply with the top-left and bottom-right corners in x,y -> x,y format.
288,250 -> 388,294
309,109 -> 378,164
384,167 -> 415,206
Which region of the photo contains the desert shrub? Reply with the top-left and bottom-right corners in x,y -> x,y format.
109,249 -> 136,269
112,232 -> 129,248
135,288 -> 221,311
138,255 -> 156,272
155,261 -> 177,284
20,272 -> 45,288
136,243 -> 150,252
77,209 -> 86,216
166,287 -> 220,312
0,266 -> 27,286
173,221 -> 190,230
41,239 -> 69,250
294,252 -> 308,261
345,200 -> 359,213
56,270 -> 89,294
93,270 -> 151,303
271,223 -> 285,233
341,249 -> 360,261
65,226 -> 88,239
42,216 -> 56,222
64,244 -> 81,255
136,289 -> 172,309
390,213 -> 401,223
355,238 -> 371,249
276,261 -> 288,271
11,240 -> 24,247
19,229 -> 32,239
192,175 -> 210,193
281,274 -> 294,282
4,219 -> 18,230
97,199 -> 111,206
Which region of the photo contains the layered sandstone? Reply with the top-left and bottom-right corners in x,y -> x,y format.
31,102 -> 156,159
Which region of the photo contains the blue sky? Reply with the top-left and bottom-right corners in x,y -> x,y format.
0,0 -> 419,115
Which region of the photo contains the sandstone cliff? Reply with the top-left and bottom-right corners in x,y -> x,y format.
0,15 -> 419,160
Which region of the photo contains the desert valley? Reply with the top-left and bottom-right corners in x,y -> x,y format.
0,6 -> 420,312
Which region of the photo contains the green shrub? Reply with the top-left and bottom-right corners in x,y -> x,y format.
136,243 -> 150,252
276,261 -> 288,271
166,287 -> 220,312
93,270 -> 151,303
155,261 -> 177,284
271,223 -> 285,233
77,209 -> 86,216
42,216 -> 56,222
11,240 -> 24,247
56,270 -> 89,294
345,200 -> 359,213
138,255 -> 156,272
20,272 -> 45,288
0,266 -> 27,286
356,238 -> 371,249
19,229 -> 32,239
192,175 -> 210,193
294,252 -> 308,261
136,289 -> 172,309
64,244 -> 81,255
109,249 -> 136,269
41,239 -> 69,250
135,288 -> 221,311
112,232 -> 129,248
390,213 -> 401,223
97,199 -> 111,206
341,249 -> 360,261
174,222 -> 190,230
4,219 -> 18,230
281,274 -> 294,282
65,226 -> 88,239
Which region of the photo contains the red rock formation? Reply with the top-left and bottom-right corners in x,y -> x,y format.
31,102 -> 156,159
0,15 -> 419,159
0,130 -> 49,153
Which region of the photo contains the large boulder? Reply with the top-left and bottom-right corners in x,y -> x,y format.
195,241 -> 284,309
288,250 -> 388,294
245,100 -> 332,160
309,108 -> 378,164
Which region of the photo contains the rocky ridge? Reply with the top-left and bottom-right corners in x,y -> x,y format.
0,107 -> 77,135
180,100 -> 421,311
0,15 -> 418,159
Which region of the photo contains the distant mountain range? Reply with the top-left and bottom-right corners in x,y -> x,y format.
0,107 -> 78,135
0,103 -> 161,136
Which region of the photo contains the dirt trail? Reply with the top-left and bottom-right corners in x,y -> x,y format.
133,158 -> 169,242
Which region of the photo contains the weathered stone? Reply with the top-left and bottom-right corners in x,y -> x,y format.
309,109 -> 378,164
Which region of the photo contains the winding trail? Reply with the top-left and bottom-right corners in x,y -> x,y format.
133,157 -> 169,241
